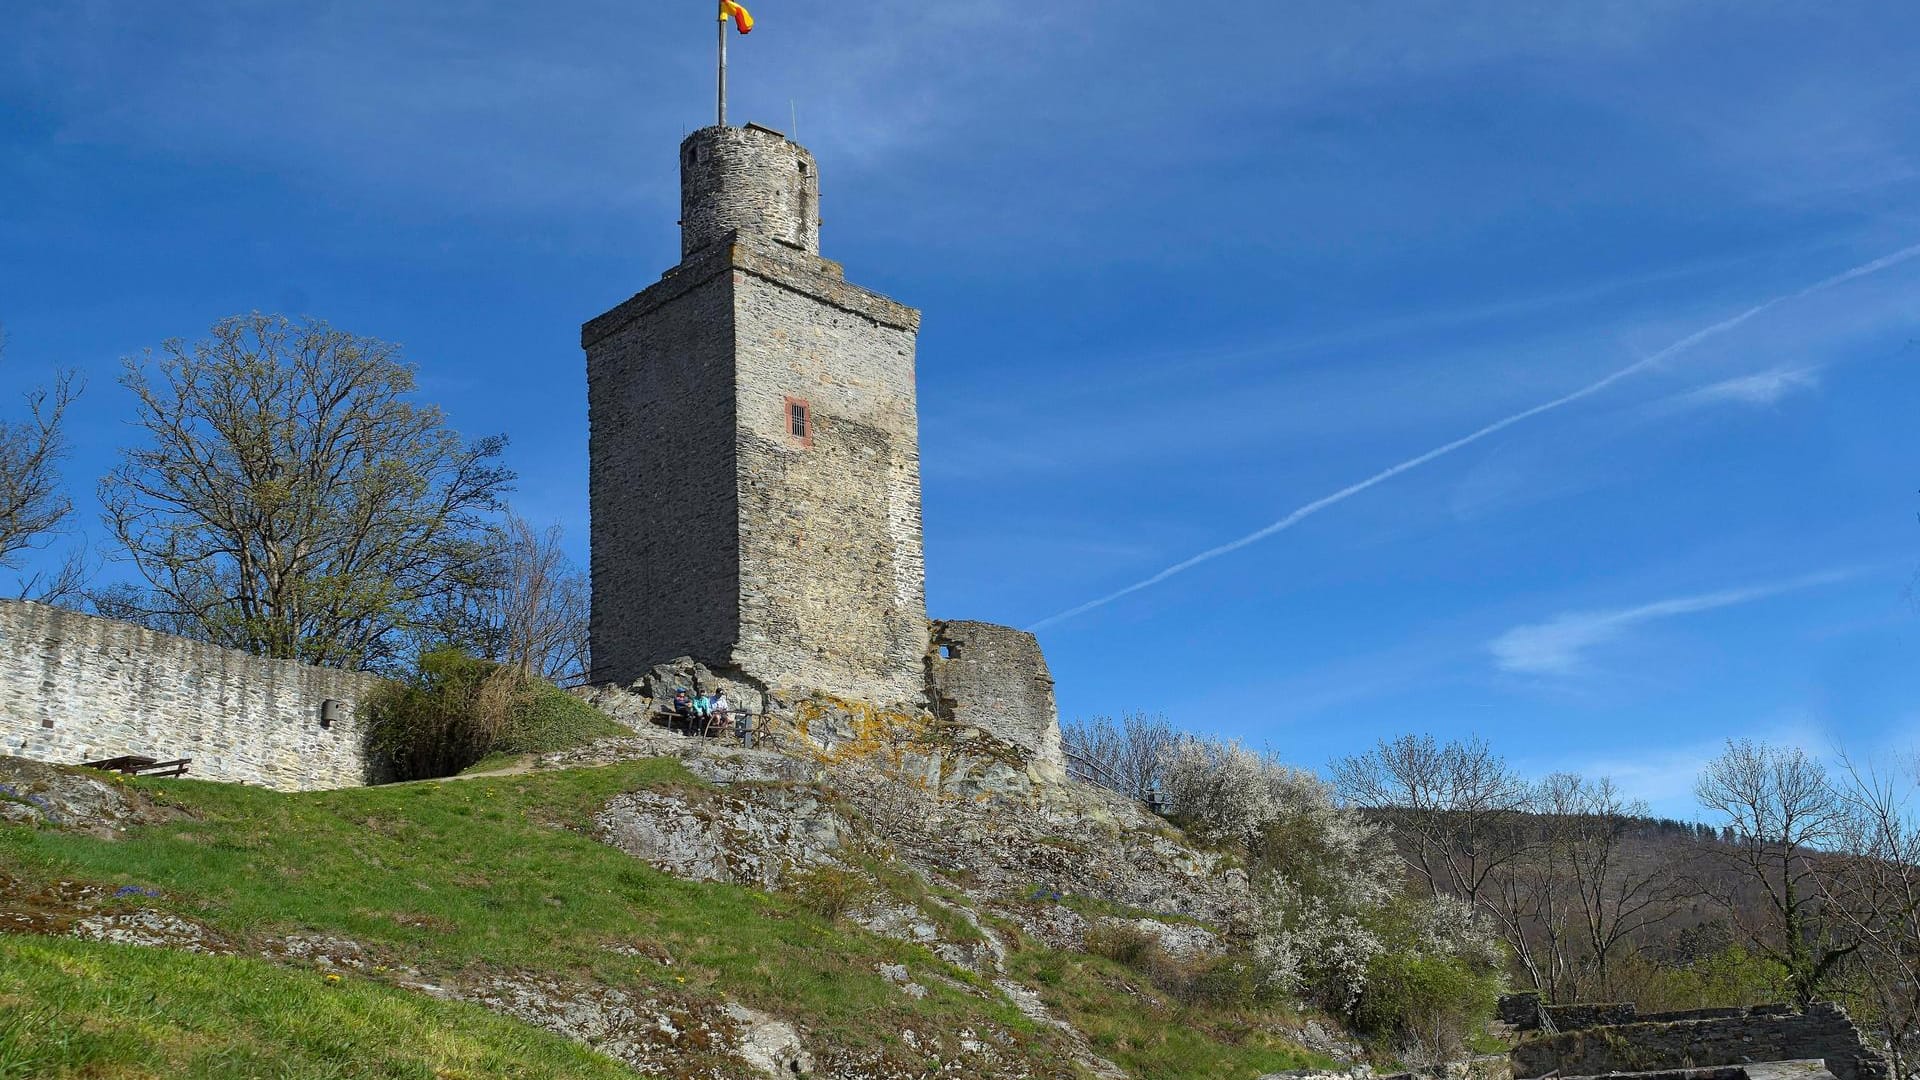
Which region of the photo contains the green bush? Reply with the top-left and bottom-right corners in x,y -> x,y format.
1351,949 -> 1502,1060
1174,954 -> 1263,1010
364,648 -> 628,780
1083,923 -> 1267,1010
1609,942 -> 1791,1013
784,864 -> 875,922
1084,922 -> 1160,967
497,680 -> 629,755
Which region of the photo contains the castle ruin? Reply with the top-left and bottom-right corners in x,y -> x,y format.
0,122 -> 1068,792
583,122 -> 1064,774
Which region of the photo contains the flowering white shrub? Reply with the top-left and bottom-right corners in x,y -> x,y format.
1409,892 -> 1506,972
1159,735 -> 1506,1039
1159,737 -> 1399,1004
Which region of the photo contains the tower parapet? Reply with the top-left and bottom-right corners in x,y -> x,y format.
680,124 -> 820,258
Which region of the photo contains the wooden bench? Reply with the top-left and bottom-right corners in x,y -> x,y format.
79,755 -> 192,779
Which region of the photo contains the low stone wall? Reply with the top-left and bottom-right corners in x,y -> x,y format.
0,601 -> 386,791
926,620 -> 1066,782
1499,991 -> 1545,1029
1511,1002 -> 1887,1080
1546,1002 -> 1644,1031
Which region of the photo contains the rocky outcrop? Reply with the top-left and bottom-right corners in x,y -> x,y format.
0,755 -> 182,836
560,730 -> 1260,1080
596,785 -> 849,888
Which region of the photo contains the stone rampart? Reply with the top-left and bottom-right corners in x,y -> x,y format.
1510,1002 -> 1887,1080
0,601 -> 385,791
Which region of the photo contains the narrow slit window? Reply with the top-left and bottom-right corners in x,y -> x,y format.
785,397 -> 811,443
795,161 -> 811,245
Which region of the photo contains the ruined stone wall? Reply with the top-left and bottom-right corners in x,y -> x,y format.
0,601 -> 384,791
926,621 -> 1066,780
732,252 -> 927,707
680,125 -> 819,258
1544,1002 -> 1641,1031
585,252 -> 742,687
1510,1002 -> 1887,1080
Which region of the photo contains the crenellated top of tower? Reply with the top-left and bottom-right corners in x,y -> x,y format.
679,123 -> 820,259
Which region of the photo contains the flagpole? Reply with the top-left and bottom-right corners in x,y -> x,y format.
717,8 -> 727,127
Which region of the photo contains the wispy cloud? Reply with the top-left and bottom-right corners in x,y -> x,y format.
1028,240 -> 1920,631
1537,714 -> 1832,817
1488,569 -> 1854,677
1674,366 -> 1823,409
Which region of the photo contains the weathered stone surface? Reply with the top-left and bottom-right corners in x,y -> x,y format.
926,620 -> 1067,782
0,601 -> 384,791
585,124 -> 1068,777
1543,1002 -> 1643,1031
585,124 -> 928,711
679,124 -> 820,259
831,763 -> 1254,933
1498,991 -> 1543,1029
721,1001 -> 816,1077
0,755 -> 181,836
595,786 -> 849,888
1510,1002 -> 1888,1080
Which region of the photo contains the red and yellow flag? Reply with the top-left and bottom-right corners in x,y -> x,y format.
720,0 -> 754,33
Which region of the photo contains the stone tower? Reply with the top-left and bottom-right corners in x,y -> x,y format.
585,123 -> 928,707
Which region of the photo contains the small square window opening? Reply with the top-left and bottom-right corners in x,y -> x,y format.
784,397 -> 812,444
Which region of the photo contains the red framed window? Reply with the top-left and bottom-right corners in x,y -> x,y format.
784,396 -> 812,445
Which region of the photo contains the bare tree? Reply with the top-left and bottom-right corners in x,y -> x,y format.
0,331 -> 83,599
476,512 -> 589,683
1476,772 -> 1684,1004
1696,739 -> 1850,1005
1061,712 -> 1179,801
1563,775 -> 1684,1001
1822,753 -> 1920,1077
1332,733 -> 1536,912
1485,774 -> 1580,1001
99,314 -> 511,669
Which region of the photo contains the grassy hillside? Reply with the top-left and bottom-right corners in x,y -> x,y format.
0,936 -> 639,1080
0,760 -> 1334,1078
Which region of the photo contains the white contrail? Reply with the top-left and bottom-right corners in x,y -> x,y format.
1028,241 -> 1920,632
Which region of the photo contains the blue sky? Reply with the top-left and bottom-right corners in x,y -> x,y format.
4,1 -> 1919,815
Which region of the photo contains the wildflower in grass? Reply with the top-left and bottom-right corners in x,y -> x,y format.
325,974 -> 342,983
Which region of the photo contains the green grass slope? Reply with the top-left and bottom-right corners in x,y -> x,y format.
0,760 -> 1332,1078
0,936 -> 637,1080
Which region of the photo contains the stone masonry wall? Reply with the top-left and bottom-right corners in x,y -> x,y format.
585,254 -> 742,687
732,258 -> 927,708
587,125 -> 1075,756
1510,1002 -> 1888,1080
680,125 -> 819,258
0,601 -> 385,791
926,620 -> 1066,781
